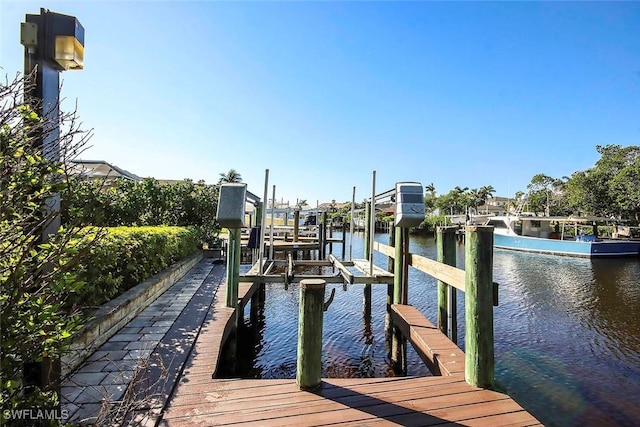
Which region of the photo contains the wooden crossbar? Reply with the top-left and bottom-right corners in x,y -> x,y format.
374,241 -> 466,292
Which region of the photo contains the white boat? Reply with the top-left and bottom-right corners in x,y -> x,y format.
480,215 -> 640,258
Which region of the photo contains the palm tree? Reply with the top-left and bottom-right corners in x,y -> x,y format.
218,169 -> 242,184
470,188 -> 482,213
477,185 -> 495,213
425,183 -> 436,197
424,183 -> 437,213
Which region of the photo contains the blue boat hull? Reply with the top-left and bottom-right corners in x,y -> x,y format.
494,234 -> 640,258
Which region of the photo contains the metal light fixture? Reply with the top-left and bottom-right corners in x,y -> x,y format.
21,8 -> 85,71
54,34 -> 84,70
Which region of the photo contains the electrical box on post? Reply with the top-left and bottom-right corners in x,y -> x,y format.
394,182 -> 425,228
217,183 -> 247,228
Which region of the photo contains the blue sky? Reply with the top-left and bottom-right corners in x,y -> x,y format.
2,1 -> 639,205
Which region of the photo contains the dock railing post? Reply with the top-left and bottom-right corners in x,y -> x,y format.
341,223 -> 346,260
437,226 -> 457,343
391,225 -> 407,372
296,279 -> 326,390
321,211 -> 328,259
329,221 -> 334,255
385,226 -> 396,347
294,210 -> 300,242
464,225 -> 495,388
233,228 -> 242,325
226,229 -> 237,308
363,201 -> 372,316
402,228 -> 409,304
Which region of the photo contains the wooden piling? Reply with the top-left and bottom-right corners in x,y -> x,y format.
296,279 -> 326,390
321,211 -> 328,259
294,210 -> 300,242
341,223 -> 346,260
329,221 -> 334,255
233,228 -> 242,326
402,228 -> 409,304
362,203 -> 374,317
226,230 -> 237,308
385,226 -> 396,348
464,225 -> 495,389
437,226 -> 457,343
363,282 -> 372,319
393,228 -> 410,305
391,226 -> 408,372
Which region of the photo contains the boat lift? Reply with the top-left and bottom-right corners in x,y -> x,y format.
235,170 -> 423,290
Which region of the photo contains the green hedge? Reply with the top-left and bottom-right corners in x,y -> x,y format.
69,226 -> 200,308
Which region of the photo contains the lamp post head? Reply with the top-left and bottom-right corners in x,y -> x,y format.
23,8 -> 85,71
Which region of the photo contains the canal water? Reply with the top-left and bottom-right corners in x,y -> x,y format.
228,232 -> 640,427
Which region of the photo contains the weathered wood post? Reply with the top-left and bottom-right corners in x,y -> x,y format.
401,228 -> 409,303
322,211 -> 328,259
464,225 -> 495,388
393,226 -> 403,305
233,228 -> 241,302
225,230 -> 237,308
385,226 -> 396,348
251,200 -> 265,317
341,223 -> 347,260
294,210 -> 300,242
391,226 -> 408,372
437,226 -> 457,343
363,201 -> 372,315
329,221 -> 334,255
296,279 -> 326,390
393,228 -> 409,305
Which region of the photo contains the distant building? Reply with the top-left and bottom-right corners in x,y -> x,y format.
477,196 -> 511,216
71,159 -> 141,182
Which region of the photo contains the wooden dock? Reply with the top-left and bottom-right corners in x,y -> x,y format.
161,376 -> 541,426
173,186 -> 547,426
158,278 -> 541,426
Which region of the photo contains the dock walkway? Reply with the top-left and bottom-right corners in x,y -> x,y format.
63,259 -> 541,426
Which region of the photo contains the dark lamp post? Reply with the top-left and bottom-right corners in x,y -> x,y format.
19,7 -> 85,403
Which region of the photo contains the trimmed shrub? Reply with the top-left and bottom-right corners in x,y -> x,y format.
68,226 -> 200,308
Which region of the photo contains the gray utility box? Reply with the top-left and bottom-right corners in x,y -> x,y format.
217,183 -> 247,228
395,182 -> 425,228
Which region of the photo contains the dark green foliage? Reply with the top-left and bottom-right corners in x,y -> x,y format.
417,214 -> 449,234
435,186 -> 473,216
68,226 -> 200,308
564,145 -> 640,220
62,177 -> 220,245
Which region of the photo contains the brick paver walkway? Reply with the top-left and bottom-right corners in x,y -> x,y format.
62,258 -> 225,425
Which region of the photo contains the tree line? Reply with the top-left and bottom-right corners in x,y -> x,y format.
424,145 -> 640,222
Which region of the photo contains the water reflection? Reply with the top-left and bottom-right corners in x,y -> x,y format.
488,248 -> 640,426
